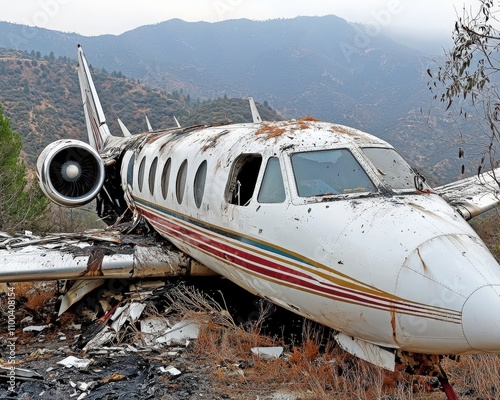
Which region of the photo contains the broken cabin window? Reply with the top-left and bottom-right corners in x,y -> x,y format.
161,158 -> 171,200
258,157 -> 286,203
226,154 -> 263,206
194,160 -> 208,208
362,147 -> 415,190
127,154 -> 135,187
138,156 -> 146,192
176,160 -> 188,204
149,157 -> 158,196
291,149 -> 375,197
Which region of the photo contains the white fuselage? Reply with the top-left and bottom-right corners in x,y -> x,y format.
118,120 -> 500,355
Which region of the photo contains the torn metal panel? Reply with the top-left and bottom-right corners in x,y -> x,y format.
0,366 -> 43,381
156,321 -> 199,345
59,279 -> 106,316
435,167 -> 500,220
335,332 -> 395,371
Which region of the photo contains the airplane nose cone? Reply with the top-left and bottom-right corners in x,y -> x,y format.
462,285 -> 500,352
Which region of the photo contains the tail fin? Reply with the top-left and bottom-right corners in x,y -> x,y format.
77,45 -> 112,151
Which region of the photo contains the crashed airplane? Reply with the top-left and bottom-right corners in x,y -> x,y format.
2,45 -> 500,397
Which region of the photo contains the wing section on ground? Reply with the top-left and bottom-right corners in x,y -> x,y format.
0,230 -> 215,283
434,167 -> 500,220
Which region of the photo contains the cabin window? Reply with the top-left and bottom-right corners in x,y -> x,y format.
291,149 -> 375,197
194,160 -> 208,208
161,158 -> 171,200
176,160 -> 188,204
149,157 -> 158,196
361,147 -> 416,190
127,154 -> 135,187
258,157 -> 286,203
138,157 -> 146,192
226,154 -> 263,206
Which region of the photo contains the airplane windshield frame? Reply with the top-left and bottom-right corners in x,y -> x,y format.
361,147 -> 418,191
290,149 -> 376,198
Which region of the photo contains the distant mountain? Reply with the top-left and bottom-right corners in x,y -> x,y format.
0,17 -> 464,183
0,17 -> 427,127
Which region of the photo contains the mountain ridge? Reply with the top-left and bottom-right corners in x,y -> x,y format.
0,16 -> 463,183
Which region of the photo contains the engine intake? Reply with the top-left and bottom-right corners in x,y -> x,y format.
37,139 -> 105,207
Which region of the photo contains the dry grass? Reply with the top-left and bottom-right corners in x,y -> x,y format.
160,284 -> 500,399
159,284 -> 454,399
9,281 -> 56,313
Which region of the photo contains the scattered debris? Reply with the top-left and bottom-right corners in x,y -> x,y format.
22,325 -> 50,333
159,366 -> 182,376
251,346 -> 284,359
57,356 -> 92,370
156,321 -> 199,345
0,366 -> 43,381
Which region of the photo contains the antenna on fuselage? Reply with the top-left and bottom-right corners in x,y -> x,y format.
248,97 -> 262,124
146,115 -> 153,132
173,116 -> 181,128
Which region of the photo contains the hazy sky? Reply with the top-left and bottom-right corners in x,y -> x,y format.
0,0 -> 479,51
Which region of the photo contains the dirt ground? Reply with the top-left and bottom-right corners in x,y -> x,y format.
1,278 -> 498,400
0,278 -> 310,400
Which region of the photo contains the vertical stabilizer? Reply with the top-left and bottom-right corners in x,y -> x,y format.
77,45 -> 112,151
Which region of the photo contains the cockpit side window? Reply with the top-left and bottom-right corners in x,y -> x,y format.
361,147 -> 416,190
258,157 -> 286,203
226,154 -> 262,206
291,149 -> 375,197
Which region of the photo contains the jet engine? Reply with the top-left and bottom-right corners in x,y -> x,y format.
37,139 -> 105,207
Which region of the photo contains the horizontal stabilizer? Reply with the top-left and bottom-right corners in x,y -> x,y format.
117,118 -> 132,137
435,167 -> 500,220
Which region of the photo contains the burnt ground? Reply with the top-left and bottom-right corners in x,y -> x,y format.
0,344 -> 218,400
0,278 -> 312,400
1,277 -> 480,400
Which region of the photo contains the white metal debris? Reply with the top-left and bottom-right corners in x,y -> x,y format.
23,325 -> 50,333
251,346 -> 284,359
156,321 -> 199,345
56,356 -> 92,370
159,366 -> 182,376
110,302 -> 146,332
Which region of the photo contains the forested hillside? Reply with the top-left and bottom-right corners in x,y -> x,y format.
0,48 -> 279,164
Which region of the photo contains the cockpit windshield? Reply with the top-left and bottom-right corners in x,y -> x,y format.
291,149 -> 376,197
361,147 -> 416,190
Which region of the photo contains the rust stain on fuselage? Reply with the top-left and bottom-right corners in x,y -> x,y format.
256,123 -> 286,139
416,248 -> 428,272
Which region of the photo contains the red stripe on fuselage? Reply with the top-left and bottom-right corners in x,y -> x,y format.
138,206 -> 460,322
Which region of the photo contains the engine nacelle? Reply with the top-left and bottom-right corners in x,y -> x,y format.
37,139 -> 105,207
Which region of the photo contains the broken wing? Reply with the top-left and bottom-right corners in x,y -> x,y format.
0,230 -> 214,283
435,167 -> 500,220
